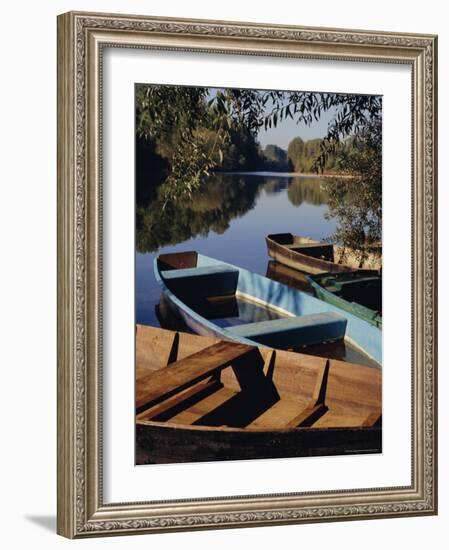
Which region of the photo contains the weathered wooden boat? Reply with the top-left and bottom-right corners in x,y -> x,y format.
266,233 -> 382,275
136,325 -> 381,464
307,271 -> 382,328
154,251 -> 382,365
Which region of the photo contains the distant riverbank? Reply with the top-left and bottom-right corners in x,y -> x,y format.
214,170 -> 354,178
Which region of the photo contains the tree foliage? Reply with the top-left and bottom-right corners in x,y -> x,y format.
287,137 -> 341,173
263,144 -> 291,171
323,119 -> 382,254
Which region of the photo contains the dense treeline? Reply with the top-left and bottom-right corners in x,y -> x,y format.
136,130 -> 345,207
287,137 -> 342,173
136,112 -> 287,201
262,145 -> 290,171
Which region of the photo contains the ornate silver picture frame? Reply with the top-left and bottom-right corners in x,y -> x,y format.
57,11 -> 437,538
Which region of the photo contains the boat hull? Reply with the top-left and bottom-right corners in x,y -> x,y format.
266,233 -> 382,275
266,235 -> 352,275
136,421 -> 381,464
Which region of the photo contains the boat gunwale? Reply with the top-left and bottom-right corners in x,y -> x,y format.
136,418 -> 381,434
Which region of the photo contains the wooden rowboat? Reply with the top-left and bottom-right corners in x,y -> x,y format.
307,271 -> 382,329
136,325 -> 381,464
154,250 -> 382,366
266,233 -> 382,275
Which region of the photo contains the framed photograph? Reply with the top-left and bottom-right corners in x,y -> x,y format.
57,11 -> 437,538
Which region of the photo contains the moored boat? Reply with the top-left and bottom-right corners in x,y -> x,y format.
266,233 -> 382,275
154,250 -> 382,365
306,271 -> 382,328
136,325 -> 382,464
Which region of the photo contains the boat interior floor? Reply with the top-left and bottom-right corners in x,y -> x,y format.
138,373 -> 378,430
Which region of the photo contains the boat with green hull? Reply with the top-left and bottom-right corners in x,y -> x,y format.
306,271 -> 382,329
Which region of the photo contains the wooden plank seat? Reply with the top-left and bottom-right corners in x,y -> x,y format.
136,341 -> 257,412
227,312 -> 347,348
161,265 -> 239,298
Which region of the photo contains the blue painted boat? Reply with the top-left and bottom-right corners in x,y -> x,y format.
154,251 -> 382,366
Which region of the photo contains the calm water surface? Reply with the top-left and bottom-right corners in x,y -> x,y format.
136,173 -> 334,323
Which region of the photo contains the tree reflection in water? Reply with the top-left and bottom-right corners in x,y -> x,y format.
136,173 -> 331,253
287,177 -> 328,206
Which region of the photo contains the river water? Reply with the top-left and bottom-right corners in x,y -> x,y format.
135,172 -> 377,367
